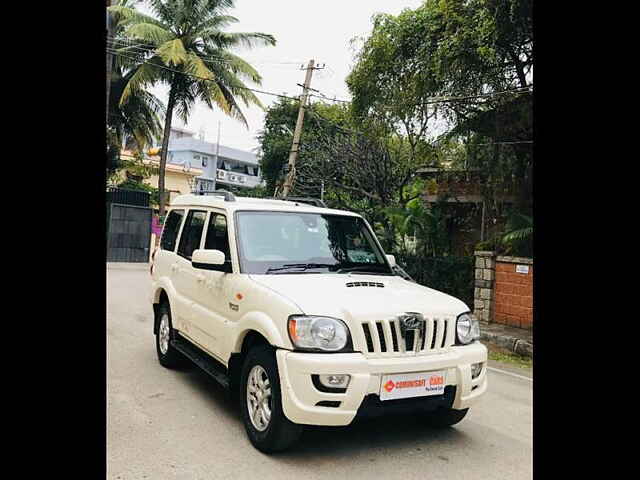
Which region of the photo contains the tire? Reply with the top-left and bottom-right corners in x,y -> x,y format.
155,302 -> 186,368
240,345 -> 303,453
423,407 -> 469,428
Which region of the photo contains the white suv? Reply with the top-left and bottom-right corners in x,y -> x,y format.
150,191 -> 487,453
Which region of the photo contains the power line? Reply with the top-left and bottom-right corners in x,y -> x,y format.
308,84 -> 533,107
107,37 -> 305,66
107,48 -> 302,102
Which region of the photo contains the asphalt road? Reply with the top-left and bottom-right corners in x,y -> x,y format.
107,263 -> 532,480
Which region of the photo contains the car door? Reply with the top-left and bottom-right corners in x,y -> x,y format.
189,211 -> 234,360
173,209 -> 209,347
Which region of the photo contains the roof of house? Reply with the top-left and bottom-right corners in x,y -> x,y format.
168,137 -> 259,165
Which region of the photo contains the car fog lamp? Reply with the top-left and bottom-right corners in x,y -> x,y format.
471,362 -> 483,379
318,374 -> 351,389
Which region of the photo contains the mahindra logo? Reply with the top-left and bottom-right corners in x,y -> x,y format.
397,312 -> 425,340
401,314 -> 423,329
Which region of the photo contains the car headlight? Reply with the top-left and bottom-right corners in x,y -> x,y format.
287,315 -> 351,352
456,312 -> 480,345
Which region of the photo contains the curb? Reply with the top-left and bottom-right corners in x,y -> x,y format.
480,331 -> 533,359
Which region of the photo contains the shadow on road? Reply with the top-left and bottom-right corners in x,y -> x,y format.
174,360 -> 470,459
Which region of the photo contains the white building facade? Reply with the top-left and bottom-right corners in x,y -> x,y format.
165,127 -> 263,192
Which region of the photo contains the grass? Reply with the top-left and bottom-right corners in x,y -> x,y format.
486,342 -> 533,369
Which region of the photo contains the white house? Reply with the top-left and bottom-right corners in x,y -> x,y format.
164,127 -> 263,192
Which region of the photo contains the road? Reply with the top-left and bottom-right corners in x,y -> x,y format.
107,263 -> 532,480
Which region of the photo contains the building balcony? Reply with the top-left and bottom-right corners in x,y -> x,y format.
215,169 -> 263,188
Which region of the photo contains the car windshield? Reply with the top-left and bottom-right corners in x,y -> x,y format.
235,211 -> 393,275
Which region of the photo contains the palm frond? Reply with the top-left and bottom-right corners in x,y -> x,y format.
124,22 -> 173,45
203,31 -> 276,50
157,38 -> 188,66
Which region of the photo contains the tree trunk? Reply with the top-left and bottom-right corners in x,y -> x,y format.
158,82 -> 177,219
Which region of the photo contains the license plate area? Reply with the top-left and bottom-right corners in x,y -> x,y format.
380,371 -> 445,401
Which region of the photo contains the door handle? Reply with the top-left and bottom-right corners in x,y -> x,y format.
196,273 -> 205,283
171,264 -> 177,273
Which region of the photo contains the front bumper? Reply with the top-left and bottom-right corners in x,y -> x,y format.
276,342 -> 487,426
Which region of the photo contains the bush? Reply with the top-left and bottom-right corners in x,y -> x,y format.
394,253 -> 474,308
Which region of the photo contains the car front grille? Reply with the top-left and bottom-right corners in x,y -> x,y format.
358,316 -> 455,357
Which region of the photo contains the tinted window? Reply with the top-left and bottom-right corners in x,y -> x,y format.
160,209 -> 184,251
177,210 -> 207,259
204,214 -> 231,259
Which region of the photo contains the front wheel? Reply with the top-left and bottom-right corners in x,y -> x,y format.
423,407 -> 469,428
240,346 -> 303,453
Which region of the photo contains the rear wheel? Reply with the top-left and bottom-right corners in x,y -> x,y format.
240,346 -> 303,453
423,407 -> 469,428
155,302 -> 186,368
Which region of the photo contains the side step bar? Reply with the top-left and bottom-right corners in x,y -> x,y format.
171,334 -> 230,389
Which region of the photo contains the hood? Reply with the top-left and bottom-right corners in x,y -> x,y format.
249,273 -> 469,320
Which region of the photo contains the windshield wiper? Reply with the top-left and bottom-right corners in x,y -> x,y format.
265,263 -> 337,274
335,265 -> 393,275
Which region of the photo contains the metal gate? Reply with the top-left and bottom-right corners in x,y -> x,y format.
107,203 -> 152,262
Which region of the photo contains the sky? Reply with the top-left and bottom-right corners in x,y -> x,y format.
138,0 -> 425,153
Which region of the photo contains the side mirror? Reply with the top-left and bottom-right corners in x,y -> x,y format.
386,254 -> 397,267
192,249 -> 225,270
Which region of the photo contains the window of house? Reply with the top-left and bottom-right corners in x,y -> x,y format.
160,209 -> 185,252
177,210 -> 207,260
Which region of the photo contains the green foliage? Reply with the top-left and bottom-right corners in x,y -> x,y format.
112,150 -> 161,207
109,0 -> 276,215
500,212 -> 532,256
256,98 -> 352,196
223,184 -> 268,199
395,254 -> 475,307
107,0 -> 166,153
347,0 -> 533,255
116,178 -> 160,207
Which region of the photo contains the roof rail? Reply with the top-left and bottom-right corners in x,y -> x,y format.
284,197 -> 327,208
192,189 -> 236,202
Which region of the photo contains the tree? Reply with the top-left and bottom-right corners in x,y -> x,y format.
108,0 -> 276,218
347,0 -> 533,253
107,0 -> 166,177
256,98 -> 353,196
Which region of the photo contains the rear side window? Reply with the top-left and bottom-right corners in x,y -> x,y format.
204,213 -> 231,259
160,209 -> 184,251
177,210 -> 207,260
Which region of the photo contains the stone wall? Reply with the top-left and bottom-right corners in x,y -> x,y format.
473,251 -> 495,323
473,251 -> 534,330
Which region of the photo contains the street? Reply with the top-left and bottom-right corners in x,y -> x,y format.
107,263 -> 532,480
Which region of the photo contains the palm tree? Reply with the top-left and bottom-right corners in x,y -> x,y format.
108,0 -> 276,218
108,67 -> 166,151
108,1 -> 165,156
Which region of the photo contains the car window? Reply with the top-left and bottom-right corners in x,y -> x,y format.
177,210 -> 207,260
236,212 -> 391,275
204,213 -> 231,260
160,209 -> 185,252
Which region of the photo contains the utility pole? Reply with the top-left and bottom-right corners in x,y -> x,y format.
278,59 -> 324,198
106,0 -> 113,126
